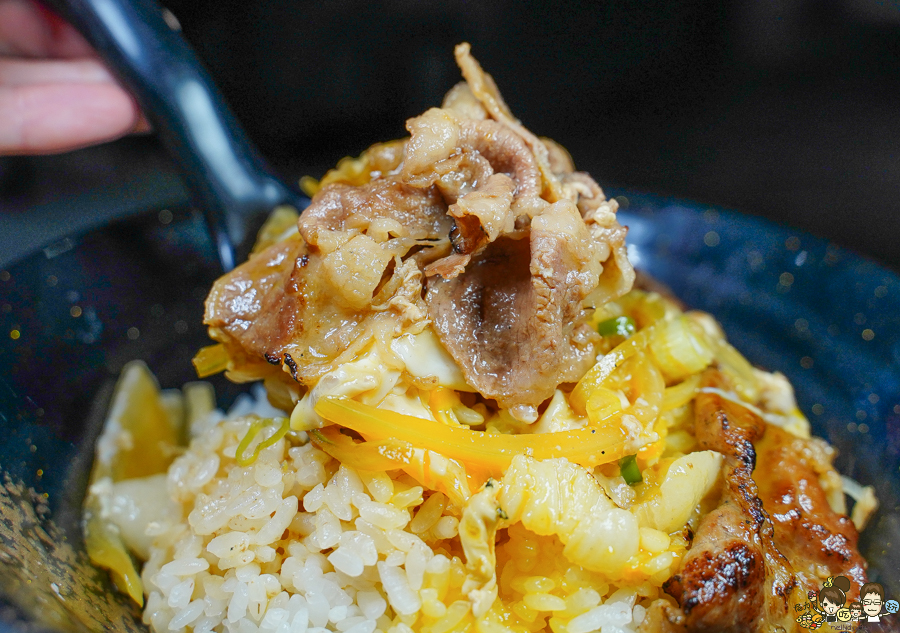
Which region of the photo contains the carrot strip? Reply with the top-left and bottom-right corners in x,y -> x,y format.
314,397 -> 630,477
310,426 -> 471,506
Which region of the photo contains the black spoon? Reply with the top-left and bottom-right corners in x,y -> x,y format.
40,0 -> 309,270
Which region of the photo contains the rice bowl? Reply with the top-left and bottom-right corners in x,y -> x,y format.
79,44 -> 879,633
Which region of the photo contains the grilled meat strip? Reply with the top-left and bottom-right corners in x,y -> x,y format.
663,369 -> 868,633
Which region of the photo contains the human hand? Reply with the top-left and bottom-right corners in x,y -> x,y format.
0,0 -> 148,155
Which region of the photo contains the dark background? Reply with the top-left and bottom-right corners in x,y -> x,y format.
1,0 -> 899,270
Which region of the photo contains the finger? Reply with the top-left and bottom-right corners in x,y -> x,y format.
31,1 -> 95,57
0,57 -> 114,85
0,82 -> 142,154
0,0 -> 93,58
0,58 -> 154,135
0,0 -> 47,55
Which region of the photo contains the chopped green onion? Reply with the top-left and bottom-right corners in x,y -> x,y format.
619,454 -> 642,485
597,316 -> 637,338
308,428 -> 332,445
236,417 -> 290,466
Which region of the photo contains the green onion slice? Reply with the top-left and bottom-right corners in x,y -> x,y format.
597,316 -> 637,338
236,417 -> 290,466
619,454 -> 642,485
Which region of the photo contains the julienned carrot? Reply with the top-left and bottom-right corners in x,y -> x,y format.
309,426 -> 471,507
313,396 -> 630,477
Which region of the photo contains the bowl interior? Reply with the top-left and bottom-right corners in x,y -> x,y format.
1,195 -> 898,629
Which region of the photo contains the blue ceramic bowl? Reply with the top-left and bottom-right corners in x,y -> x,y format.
0,195 -> 898,629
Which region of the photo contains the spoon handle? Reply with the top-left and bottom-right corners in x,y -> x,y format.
43,0 -> 306,269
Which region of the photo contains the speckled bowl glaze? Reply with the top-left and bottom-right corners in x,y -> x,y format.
0,194 -> 898,630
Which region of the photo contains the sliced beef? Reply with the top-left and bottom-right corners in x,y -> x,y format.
453,42 -> 565,203
403,108 -> 541,204
298,176 -> 451,246
204,46 -> 636,411
204,235 -> 366,385
562,171 -> 611,218
425,201 -> 603,409
444,173 -> 516,266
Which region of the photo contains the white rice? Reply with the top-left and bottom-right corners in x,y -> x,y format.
139,390 -> 648,633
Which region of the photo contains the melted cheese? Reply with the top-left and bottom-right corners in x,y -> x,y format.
390,329 -> 472,391
291,327 -> 471,430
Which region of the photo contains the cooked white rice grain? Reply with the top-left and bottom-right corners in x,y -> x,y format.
136,391 -> 667,633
